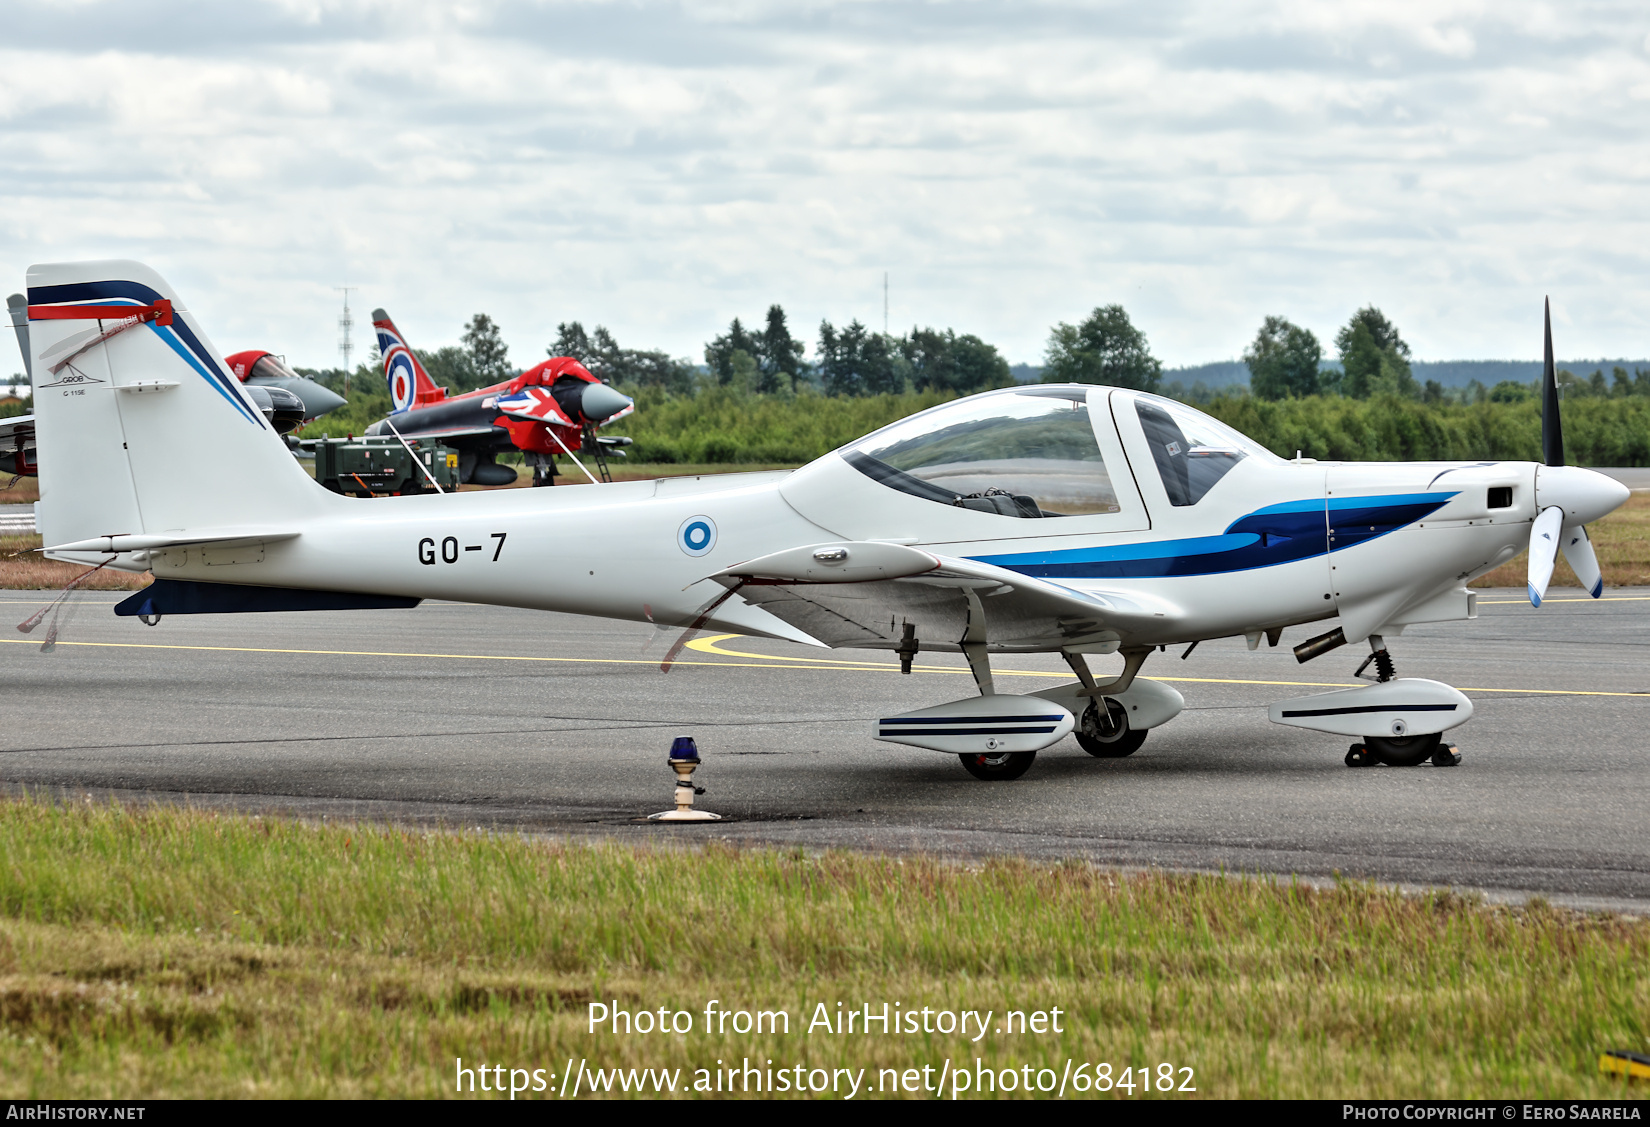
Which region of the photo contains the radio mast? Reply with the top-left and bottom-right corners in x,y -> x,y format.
883,272 -> 889,336
335,286 -> 356,396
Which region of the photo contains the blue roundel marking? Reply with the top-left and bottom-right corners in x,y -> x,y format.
678,515 -> 716,557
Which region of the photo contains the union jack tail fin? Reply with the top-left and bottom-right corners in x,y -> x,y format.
371,309 -> 444,413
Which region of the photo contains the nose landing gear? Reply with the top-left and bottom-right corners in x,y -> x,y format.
1272,635 -> 1473,766
1346,737 -> 1462,768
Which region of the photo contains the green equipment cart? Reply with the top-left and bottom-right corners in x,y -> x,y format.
296,434 -> 463,497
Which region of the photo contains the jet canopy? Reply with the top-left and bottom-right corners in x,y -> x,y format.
841,385 -> 1278,518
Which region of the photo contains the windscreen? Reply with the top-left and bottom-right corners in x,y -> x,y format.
1133,395 -> 1272,506
844,388 -> 1119,517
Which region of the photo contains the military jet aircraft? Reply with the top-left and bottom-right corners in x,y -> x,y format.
224,350 -> 347,422
364,309 -> 635,487
4,295 -> 36,477
25,261 -> 1630,780
4,294 -> 335,478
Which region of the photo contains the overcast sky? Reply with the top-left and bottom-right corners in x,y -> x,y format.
3,0 -> 1648,373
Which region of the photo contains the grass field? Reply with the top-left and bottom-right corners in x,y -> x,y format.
0,795 -> 1644,1100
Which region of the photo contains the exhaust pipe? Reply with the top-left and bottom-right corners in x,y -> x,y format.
1293,627 -> 1347,664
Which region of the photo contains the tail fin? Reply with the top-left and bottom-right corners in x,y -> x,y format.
371,308 -> 444,413
27,260 -> 326,550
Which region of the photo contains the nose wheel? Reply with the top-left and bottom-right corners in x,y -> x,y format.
958,751 -> 1036,780
1346,734 -> 1461,767
1358,732 -> 1440,766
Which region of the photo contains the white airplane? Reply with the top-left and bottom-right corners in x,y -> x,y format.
25,261 -> 1630,779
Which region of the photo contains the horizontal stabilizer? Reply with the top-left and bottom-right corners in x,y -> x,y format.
44,528 -> 299,554
116,579 -> 420,617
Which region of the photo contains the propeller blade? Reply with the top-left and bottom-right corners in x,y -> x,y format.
1561,524 -> 1604,599
1541,297 -> 1564,467
1527,505 -> 1564,607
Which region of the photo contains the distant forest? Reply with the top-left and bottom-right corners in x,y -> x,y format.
1145,358 -> 1650,391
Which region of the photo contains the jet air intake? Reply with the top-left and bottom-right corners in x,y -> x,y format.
243,384 -> 306,434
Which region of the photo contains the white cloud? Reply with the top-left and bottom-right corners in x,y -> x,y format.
1,0 -> 1648,372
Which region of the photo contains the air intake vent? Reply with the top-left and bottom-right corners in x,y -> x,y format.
1487,486 -> 1513,509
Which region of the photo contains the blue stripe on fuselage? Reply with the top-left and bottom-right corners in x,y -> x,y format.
971,491 -> 1456,579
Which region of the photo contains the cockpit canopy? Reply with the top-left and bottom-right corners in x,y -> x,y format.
842,385 -> 1276,518
247,353 -> 302,383
1131,395 -> 1276,506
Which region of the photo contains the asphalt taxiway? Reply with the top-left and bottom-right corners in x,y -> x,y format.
2,586 -> 1647,909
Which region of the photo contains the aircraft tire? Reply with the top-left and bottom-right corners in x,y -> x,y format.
1076,699 -> 1148,758
1363,731 -> 1441,767
958,750 -> 1036,781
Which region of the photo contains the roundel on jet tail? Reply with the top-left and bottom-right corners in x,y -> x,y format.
386,349 -> 416,412
678,515 -> 717,557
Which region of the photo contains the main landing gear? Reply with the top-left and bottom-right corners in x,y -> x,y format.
950,646 -> 1154,778
954,641 -> 1043,780
1065,649 -> 1151,759
872,626 -> 1181,781
1076,697 -> 1148,759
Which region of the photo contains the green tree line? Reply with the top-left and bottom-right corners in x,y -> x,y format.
599,389 -> 1650,466
283,298 -> 1650,466
1202,394 -> 1650,464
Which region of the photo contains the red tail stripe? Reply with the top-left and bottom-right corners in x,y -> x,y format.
28,300 -> 174,326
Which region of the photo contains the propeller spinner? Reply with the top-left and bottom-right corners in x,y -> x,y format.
1526,299 -> 1628,606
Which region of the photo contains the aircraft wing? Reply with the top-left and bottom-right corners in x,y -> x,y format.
0,414 -> 34,445
707,541 -> 1183,650
379,424 -> 504,442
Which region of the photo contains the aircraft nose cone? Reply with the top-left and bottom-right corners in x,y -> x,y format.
1535,465 -> 1631,525
294,379 -> 348,418
579,382 -> 633,423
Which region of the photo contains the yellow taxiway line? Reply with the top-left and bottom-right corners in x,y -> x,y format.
3,633 -> 1644,699
1477,595 -> 1650,604
685,635 -> 1650,697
